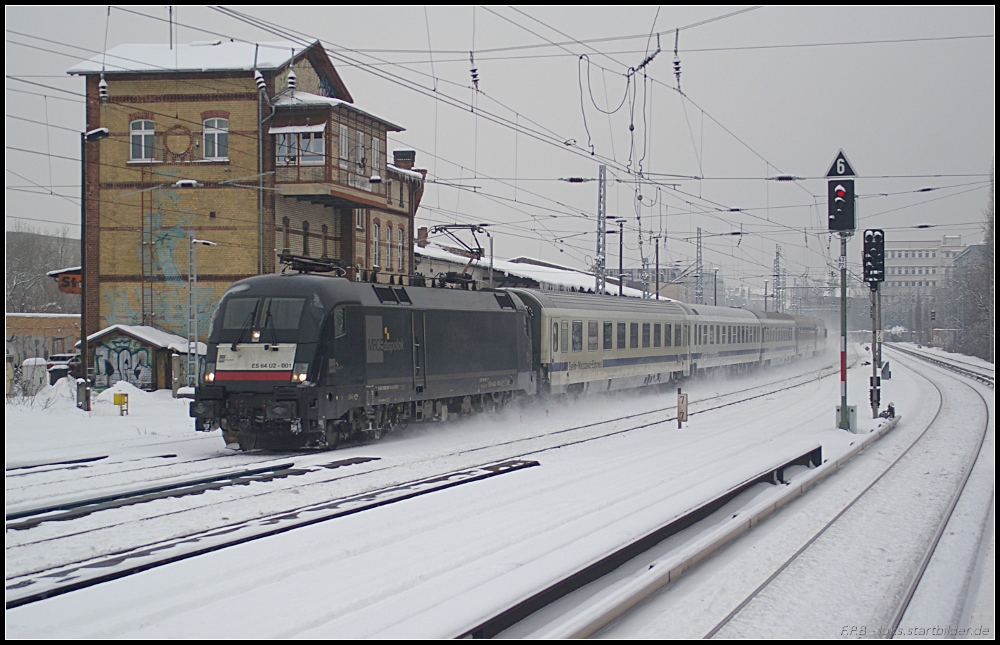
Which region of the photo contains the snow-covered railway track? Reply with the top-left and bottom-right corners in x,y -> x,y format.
6,363 -> 838,613
5,458 -> 538,609
6,461 -> 317,528
885,342 -> 994,388
701,348 -> 990,638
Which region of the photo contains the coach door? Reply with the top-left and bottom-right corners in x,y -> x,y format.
412,310 -> 426,393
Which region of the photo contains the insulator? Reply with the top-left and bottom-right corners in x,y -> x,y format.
254,70 -> 266,92
287,67 -> 297,91
99,74 -> 108,104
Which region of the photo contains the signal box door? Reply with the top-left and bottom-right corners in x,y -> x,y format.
412,311 -> 426,392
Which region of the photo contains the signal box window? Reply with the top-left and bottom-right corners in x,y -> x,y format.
130,120 -> 155,160
203,118 -> 228,159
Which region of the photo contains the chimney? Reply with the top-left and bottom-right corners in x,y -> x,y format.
393,149 -> 416,170
417,226 -> 429,248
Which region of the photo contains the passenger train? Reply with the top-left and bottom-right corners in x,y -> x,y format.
190,273 -> 827,450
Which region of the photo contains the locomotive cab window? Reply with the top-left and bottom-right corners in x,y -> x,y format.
334,306 -> 347,338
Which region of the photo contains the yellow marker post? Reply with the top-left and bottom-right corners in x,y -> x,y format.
113,392 -> 129,416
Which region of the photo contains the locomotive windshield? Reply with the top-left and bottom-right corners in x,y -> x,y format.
220,296 -> 307,344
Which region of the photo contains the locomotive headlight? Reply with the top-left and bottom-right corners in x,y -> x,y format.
291,362 -> 309,383
252,330 -> 261,341
204,363 -> 216,383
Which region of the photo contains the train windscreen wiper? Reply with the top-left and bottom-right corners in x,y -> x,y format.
263,299 -> 279,345
231,300 -> 260,351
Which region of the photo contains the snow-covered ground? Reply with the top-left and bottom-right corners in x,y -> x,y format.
5,344 -> 993,638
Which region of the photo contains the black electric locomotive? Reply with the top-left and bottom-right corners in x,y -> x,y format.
190,273 -> 535,450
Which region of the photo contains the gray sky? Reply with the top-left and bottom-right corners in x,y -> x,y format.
5,6 -> 995,294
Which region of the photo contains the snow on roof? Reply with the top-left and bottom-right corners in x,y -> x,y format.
84,325 -> 206,355
272,91 -> 404,131
386,164 -> 424,182
67,40 -> 308,75
416,245 -> 650,298
46,266 -> 81,277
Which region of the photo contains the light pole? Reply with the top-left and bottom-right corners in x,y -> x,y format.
78,127 -> 109,411
188,234 -> 217,387
713,268 -> 720,306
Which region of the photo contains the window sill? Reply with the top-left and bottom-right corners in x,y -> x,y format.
194,158 -> 230,163
127,159 -> 162,165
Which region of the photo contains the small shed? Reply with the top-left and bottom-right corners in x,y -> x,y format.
84,325 -> 205,392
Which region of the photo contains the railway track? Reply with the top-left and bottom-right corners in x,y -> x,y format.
490,346 -> 991,638
885,342 -> 994,388
705,357 -> 989,638
6,358 -> 839,611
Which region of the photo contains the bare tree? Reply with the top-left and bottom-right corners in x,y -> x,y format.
5,222 -> 80,313
943,166 -> 994,361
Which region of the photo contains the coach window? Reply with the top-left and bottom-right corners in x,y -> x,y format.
642,323 -> 650,348
552,322 -> 559,355
588,321 -> 598,351
603,321 -> 613,350
572,321 -> 584,352
653,323 -> 661,348
561,320 -> 569,353
664,323 -> 672,347
630,323 -> 639,349
617,322 -> 626,350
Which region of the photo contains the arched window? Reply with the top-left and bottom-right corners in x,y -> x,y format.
385,225 -> 393,270
372,223 -> 380,268
203,118 -> 228,159
397,228 -> 405,272
130,120 -> 155,160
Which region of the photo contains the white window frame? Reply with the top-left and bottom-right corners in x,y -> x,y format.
130,119 -> 155,161
299,131 -> 324,166
203,118 -> 228,160
356,130 -> 366,173
355,208 -> 364,231
372,223 -> 381,268
385,225 -> 393,270
397,228 -> 404,271
339,124 -> 349,170
275,131 -> 324,166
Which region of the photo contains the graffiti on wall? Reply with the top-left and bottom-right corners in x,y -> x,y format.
102,190 -> 219,338
93,336 -> 152,390
6,333 -> 78,366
